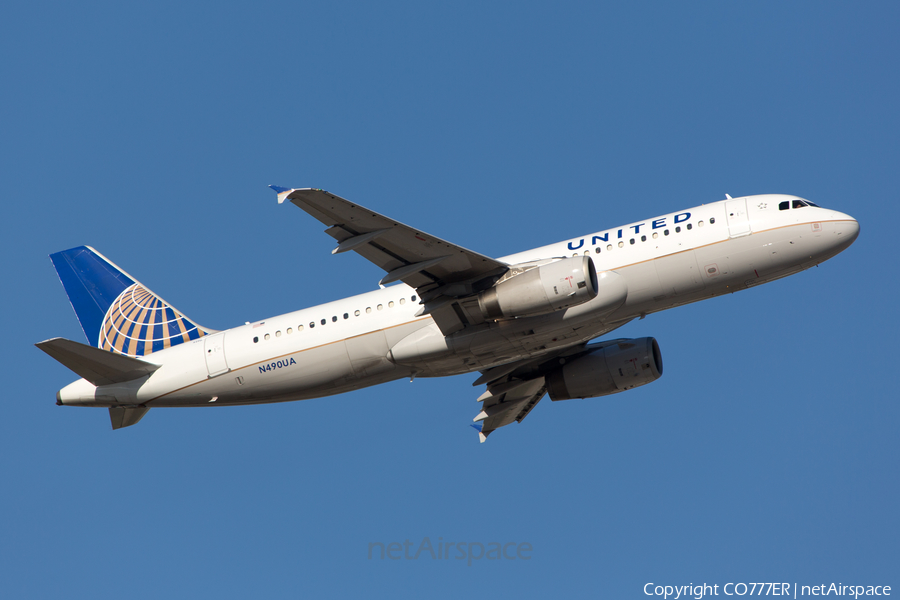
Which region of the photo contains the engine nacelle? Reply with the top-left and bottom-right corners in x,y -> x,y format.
546,337 -> 663,401
478,256 -> 599,320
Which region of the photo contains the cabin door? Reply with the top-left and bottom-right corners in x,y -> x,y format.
203,332 -> 230,377
724,197 -> 751,238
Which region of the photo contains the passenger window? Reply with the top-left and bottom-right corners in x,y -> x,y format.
641,235 -> 646,242
343,313 -> 349,319
332,316 -> 337,322
664,230 -> 669,236
366,307 -> 372,314
264,333 -> 270,340
287,327 -> 293,334
411,296 -> 417,302
687,223 -> 693,230
779,201 -> 790,211
275,330 -> 281,337
675,226 -> 681,233
388,301 -> 394,308
253,336 -> 259,343
652,232 -> 658,239
400,298 -> 406,305
709,217 -> 715,224
607,244 -> 612,251
698,221 -> 704,227
321,319 -> 326,325
377,304 -> 383,311
618,241 -> 624,248
355,310 -> 360,316
309,322 -> 315,328
298,325 -> 304,331
629,239 -> 635,245
595,247 -> 601,254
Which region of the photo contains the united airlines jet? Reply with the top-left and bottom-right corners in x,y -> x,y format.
37,188 -> 859,441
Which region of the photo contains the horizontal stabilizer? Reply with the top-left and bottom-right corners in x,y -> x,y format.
109,406 -> 150,430
35,337 -> 160,387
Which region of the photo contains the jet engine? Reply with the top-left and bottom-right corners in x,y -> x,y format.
546,337 -> 663,400
477,256 -> 599,320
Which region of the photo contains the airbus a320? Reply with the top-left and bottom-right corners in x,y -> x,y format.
37,188 -> 859,441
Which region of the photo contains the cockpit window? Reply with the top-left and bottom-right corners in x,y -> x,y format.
793,200 -> 808,209
806,201 -> 820,207
779,201 -> 789,211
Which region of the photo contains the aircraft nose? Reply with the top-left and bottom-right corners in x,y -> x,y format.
827,212 -> 860,254
837,214 -> 859,243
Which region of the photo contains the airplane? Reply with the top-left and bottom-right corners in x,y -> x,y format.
37,188 -> 859,441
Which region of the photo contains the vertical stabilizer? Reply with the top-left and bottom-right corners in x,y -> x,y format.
109,406 -> 150,429
50,246 -> 213,357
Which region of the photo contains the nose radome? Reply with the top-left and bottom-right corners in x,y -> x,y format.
834,212 -> 859,240
844,218 -> 860,244
829,212 -> 860,254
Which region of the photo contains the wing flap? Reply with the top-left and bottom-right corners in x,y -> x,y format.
332,228 -> 392,255
379,256 -> 452,286
474,377 -> 547,442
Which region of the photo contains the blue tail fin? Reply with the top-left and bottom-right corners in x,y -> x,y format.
50,246 -> 213,357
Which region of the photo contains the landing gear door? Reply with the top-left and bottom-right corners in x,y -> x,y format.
204,332 -> 229,378
725,198 -> 751,238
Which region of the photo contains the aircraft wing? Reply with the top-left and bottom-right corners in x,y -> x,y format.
275,187 -> 510,334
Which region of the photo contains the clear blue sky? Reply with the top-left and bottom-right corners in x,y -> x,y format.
2,2 -> 897,598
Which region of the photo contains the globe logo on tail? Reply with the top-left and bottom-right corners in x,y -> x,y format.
99,284 -> 209,357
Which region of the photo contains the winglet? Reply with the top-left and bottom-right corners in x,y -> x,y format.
269,185 -> 294,204
470,422 -> 488,443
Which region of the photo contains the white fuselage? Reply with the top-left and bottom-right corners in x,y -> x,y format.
58,194 -> 858,409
